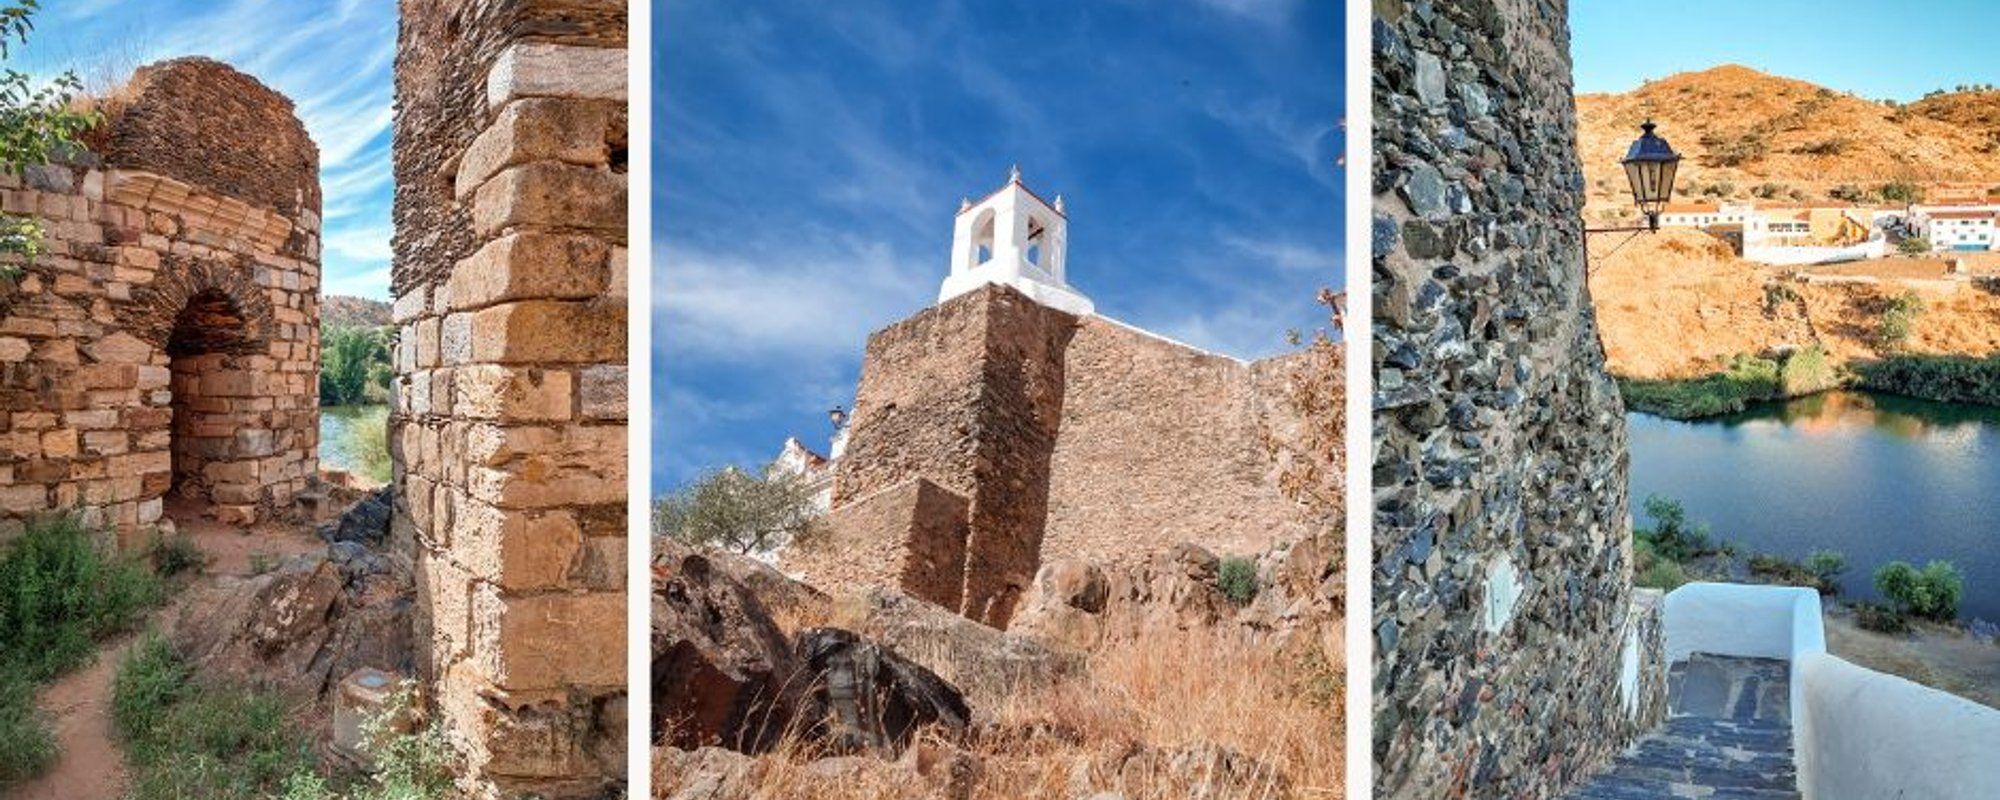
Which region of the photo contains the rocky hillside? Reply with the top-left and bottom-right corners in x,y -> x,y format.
321,294 -> 390,328
1591,229 -> 2000,380
1576,65 -> 2000,214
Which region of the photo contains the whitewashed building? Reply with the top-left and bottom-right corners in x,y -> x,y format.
940,166 -> 1094,316
1918,208 -> 2000,251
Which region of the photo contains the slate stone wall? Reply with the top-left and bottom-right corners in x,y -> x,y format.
392,1 -> 627,796
1371,0 -> 1665,797
0,58 -> 321,540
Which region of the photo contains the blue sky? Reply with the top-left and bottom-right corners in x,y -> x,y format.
1574,1 -> 2000,100
653,0 -> 1344,494
20,0 -> 394,300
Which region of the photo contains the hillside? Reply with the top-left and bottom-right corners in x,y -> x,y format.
1591,229 -> 2000,380
1576,65 -> 2000,217
322,295 -> 390,328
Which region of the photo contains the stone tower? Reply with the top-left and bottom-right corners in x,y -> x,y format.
941,167 -> 1092,316
392,0 -> 628,796
784,172 -> 1310,630
0,57 -> 321,540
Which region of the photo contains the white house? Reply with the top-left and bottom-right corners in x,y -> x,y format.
1921,210 -> 2000,251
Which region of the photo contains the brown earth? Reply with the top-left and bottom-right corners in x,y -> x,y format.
1824,605 -> 2000,711
1578,65 -> 2000,217
1589,228 -> 2000,379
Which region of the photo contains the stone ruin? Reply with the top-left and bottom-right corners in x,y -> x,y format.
1371,0 -> 1667,798
0,56 -> 322,543
783,173 -> 1313,630
392,0 -> 628,796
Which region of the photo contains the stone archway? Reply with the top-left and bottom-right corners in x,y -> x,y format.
123,254 -> 293,524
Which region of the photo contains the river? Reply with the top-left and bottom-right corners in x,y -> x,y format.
1628,390 -> 2000,621
319,404 -> 391,484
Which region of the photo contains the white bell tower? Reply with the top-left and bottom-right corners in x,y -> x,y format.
940,166 -> 1094,316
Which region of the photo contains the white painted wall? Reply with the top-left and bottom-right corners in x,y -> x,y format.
1742,235 -> 1885,266
1795,653 -> 2000,800
1662,582 -> 2000,799
941,170 -> 1093,316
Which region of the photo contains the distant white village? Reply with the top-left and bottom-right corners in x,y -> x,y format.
1659,185 -> 2000,267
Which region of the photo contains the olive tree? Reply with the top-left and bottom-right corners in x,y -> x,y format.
652,465 -> 823,555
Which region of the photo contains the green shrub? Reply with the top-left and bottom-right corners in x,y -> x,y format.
1856,353 -> 2000,406
1879,291 -> 1925,352
114,636 -> 314,800
1879,181 -> 1924,203
1853,602 -> 1912,634
0,515 -> 164,683
276,683 -> 455,800
1748,553 -> 1820,589
1619,354 -> 1783,418
1805,549 -> 1847,589
1873,559 -> 1964,621
148,535 -> 205,578
0,670 -> 55,787
1777,346 -> 1840,396
1636,555 -> 1690,591
1636,495 -> 1718,563
1217,556 -> 1258,605
1898,235 -> 1931,255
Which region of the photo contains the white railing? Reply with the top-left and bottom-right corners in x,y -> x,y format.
1661,582 -> 2000,799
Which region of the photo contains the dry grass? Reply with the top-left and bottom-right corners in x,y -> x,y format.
657,625 -> 1343,800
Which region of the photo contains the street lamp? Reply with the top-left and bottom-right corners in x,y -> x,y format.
828,406 -> 847,429
1620,119 -> 1681,232
1585,120 -> 1683,281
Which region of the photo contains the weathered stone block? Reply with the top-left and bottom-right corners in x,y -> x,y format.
470,162 -> 624,237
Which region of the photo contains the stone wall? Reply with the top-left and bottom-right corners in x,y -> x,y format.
391,0 -> 627,796
814,283 -> 1307,629
789,477 -> 969,610
1044,320 -> 1307,568
0,58 -> 320,541
1371,1 -> 1663,798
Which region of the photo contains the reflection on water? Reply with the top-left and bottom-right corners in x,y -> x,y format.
320,404 -> 390,483
1629,391 -> 2000,621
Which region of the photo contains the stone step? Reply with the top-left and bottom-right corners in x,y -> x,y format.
1565,654 -> 1801,800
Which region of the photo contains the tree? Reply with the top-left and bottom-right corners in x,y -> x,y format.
0,1 -> 102,284
652,465 -> 823,555
1898,235 -> 1931,256
319,325 -> 392,406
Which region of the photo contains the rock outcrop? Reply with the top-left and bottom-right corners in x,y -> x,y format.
654,548 -> 804,754
173,551 -> 412,705
796,627 -> 971,753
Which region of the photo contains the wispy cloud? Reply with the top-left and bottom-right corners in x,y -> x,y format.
27,0 -> 396,300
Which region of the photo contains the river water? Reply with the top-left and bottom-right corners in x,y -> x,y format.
1628,391 -> 2000,621
319,404 -> 391,484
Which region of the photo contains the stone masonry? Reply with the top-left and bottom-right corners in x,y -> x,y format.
789,283 -> 1307,629
1372,1 -> 1666,798
392,0 -> 627,796
0,57 -> 320,542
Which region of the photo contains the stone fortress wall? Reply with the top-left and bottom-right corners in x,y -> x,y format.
792,282 -> 1308,629
0,57 -> 321,541
391,0 -> 628,796
1371,1 -> 1668,798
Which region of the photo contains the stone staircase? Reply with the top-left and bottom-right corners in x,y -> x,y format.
1565,654 -> 1800,800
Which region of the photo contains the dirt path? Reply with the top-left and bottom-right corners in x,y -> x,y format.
4,503 -> 331,800
4,635 -> 136,800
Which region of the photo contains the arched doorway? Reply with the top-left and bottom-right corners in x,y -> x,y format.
164,288 -> 264,517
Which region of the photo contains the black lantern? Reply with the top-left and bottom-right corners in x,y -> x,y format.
828,406 -> 847,429
1621,120 -> 1681,231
